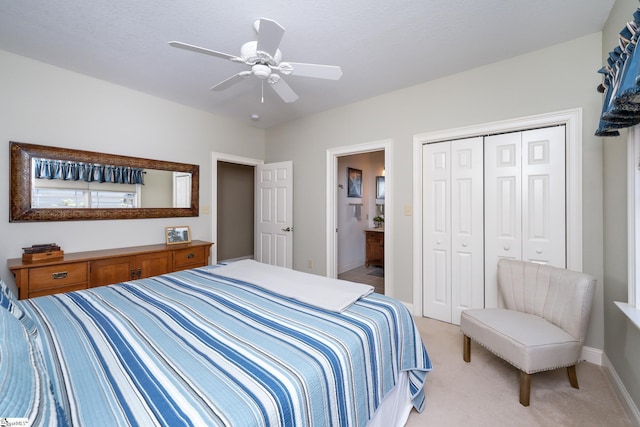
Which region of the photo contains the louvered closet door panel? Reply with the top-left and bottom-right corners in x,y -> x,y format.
484,132 -> 523,308
522,126 -> 566,267
422,141 -> 452,322
450,137 -> 484,325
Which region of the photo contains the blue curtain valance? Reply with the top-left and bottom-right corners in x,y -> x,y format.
596,7 -> 640,136
34,159 -> 145,185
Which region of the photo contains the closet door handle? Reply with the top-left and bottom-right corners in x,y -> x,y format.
536,249 -> 542,254
504,245 -> 510,251
462,243 -> 468,248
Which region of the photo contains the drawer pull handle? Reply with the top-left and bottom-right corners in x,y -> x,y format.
52,271 -> 68,280
186,253 -> 195,259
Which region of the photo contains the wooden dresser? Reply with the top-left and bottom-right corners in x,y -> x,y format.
365,229 -> 384,268
8,241 -> 213,299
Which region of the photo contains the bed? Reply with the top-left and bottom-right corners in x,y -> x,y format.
0,259 -> 431,426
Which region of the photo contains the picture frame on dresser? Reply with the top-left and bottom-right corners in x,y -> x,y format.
166,226 -> 191,245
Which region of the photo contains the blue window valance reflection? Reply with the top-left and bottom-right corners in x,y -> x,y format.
596,7 -> 640,136
34,159 -> 145,185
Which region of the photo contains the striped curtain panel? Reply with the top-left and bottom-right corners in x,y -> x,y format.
596,7 -> 640,136
34,159 -> 145,185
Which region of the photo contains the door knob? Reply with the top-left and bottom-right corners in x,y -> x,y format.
282,226 -> 293,232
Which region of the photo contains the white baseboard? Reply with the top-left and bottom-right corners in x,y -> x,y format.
602,353 -> 640,425
580,345 -> 602,365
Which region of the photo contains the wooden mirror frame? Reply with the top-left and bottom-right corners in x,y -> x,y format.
10,141 -> 199,222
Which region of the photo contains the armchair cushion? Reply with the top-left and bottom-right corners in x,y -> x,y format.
461,308 -> 581,373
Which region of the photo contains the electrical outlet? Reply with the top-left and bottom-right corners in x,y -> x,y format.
201,205 -> 210,214
404,205 -> 412,216
308,260 -> 313,269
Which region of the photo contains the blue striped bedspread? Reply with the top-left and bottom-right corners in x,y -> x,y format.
21,266 -> 431,426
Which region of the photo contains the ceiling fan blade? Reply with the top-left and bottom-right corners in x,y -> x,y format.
210,72 -> 251,91
169,41 -> 238,61
270,77 -> 298,103
255,18 -> 285,57
285,62 -> 343,80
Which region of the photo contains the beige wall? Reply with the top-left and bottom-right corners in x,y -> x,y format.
602,0 -> 640,412
265,33 -> 605,349
0,49 -> 265,293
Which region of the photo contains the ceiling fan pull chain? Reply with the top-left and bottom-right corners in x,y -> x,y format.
261,80 -> 265,103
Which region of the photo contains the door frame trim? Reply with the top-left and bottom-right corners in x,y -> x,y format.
412,108 -> 582,317
326,140 -> 393,296
211,152 -> 264,264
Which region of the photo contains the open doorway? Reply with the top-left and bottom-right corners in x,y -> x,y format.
211,153 -> 263,265
326,139 -> 393,297
211,153 -> 294,268
336,152 -> 385,294
216,161 -> 254,262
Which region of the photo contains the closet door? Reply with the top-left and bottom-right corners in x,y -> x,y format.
422,141 -> 452,323
450,137 -> 484,324
484,132 -> 523,307
484,126 -> 565,307
423,137 -> 483,324
521,126 -> 566,267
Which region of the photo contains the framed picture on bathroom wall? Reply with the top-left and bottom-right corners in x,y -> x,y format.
347,167 -> 362,198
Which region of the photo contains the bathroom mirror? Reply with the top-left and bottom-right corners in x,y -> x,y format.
376,176 -> 385,199
10,141 -> 199,222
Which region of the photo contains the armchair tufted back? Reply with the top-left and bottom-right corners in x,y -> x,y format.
497,259 -> 596,341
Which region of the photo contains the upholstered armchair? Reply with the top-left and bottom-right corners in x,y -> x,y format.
460,259 -> 596,406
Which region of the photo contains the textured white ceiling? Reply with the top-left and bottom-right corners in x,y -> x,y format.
0,0 -> 615,128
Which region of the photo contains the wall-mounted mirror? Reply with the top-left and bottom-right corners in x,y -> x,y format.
10,141 -> 199,222
376,176 -> 385,200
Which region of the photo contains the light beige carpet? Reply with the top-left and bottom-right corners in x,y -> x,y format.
405,317 -> 634,427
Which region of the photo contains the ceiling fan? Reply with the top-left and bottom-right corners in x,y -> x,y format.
169,18 -> 343,103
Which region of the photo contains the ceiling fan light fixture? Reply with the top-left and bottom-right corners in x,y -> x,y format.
252,64 -> 271,79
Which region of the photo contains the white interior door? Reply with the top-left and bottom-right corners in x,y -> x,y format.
484,126 -> 565,307
423,138 -> 484,324
521,126 -> 566,267
422,141 -> 452,323
255,161 -> 293,268
484,132 -> 523,307
173,172 -> 191,208
450,137 -> 484,324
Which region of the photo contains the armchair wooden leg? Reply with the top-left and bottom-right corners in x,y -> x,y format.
519,371 -> 531,406
463,335 -> 471,362
567,365 -> 579,389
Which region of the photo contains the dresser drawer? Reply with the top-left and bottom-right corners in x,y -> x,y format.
173,246 -> 207,269
28,262 -> 88,291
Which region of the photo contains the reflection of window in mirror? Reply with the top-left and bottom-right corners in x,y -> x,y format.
31,158 -> 142,209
